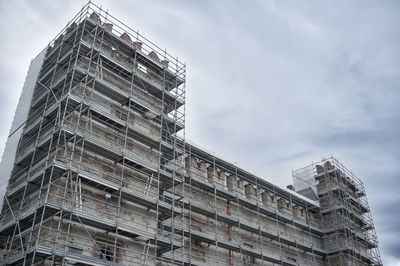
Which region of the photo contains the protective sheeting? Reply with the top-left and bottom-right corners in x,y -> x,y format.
0,48 -> 47,208
292,164 -> 318,201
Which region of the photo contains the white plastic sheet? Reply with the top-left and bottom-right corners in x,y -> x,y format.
0,49 -> 47,208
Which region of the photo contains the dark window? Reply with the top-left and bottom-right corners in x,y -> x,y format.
99,247 -> 113,261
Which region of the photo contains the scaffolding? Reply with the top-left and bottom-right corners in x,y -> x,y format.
0,2 -> 185,265
165,142 -> 325,265
293,157 -> 382,266
0,2 -> 382,266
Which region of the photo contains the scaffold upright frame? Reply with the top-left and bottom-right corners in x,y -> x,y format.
0,1 -> 186,264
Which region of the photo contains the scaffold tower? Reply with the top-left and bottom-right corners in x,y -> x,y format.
293,157 -> 382,266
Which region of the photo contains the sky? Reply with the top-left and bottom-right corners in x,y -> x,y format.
0,0 -> 399,264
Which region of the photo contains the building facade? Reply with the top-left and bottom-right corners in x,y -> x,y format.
0,3 -> 381,265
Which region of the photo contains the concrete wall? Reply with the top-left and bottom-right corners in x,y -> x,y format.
55,142 -> 158,199
29,217 -> 156,265
63,112 -> 160,170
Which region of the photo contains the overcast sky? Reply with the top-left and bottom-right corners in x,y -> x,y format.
0,0 -> 399,265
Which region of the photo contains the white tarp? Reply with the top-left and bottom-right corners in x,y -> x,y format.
0,49 -> 47,208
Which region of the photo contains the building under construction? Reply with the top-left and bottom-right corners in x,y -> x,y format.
0,3 -> 382,265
